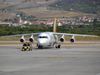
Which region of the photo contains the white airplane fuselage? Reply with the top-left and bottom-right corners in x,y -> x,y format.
37,32 -> 56,47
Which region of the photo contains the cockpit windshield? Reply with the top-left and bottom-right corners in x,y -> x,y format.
38,36 -> 48,39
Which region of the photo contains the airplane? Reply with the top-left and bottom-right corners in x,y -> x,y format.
2,18 -> 98,49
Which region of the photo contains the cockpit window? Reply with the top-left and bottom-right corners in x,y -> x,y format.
38,36 -> 48,39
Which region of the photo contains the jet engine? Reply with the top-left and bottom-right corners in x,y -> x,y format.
60,35 -> 65,42
60,37 -> 65,42
20,36 -> 25,43
29,35 -> 34,43
70,35 -> 75,43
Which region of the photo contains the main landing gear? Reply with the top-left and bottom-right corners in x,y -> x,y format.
54,42 -> 61,49
55,45 -> 61,49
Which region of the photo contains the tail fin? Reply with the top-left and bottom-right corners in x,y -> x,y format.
53,18 -> 57,33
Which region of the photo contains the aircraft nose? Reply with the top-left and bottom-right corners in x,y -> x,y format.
38,40 -> 44,45
38,39 -> 48,46
39,41 -> 44,44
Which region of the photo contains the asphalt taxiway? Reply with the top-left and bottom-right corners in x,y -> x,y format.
0,42 -> 100,75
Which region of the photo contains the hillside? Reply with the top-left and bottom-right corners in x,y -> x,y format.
0,4 -> 10,9
0,0 -> 100,20
50,0 -> 100,14
0,0 -> 58,20
14,0 -> 100,18
16,7 -> 95,19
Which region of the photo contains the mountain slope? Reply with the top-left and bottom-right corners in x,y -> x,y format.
50,0 -> 100,14
0,0 -> 100,20
14,0 -> 100,18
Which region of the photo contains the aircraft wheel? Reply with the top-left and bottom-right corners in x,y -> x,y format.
40,46 -> 43,49
38,45 -> 40,49
37,43 -> 38,47
55,46 -> 58,48
58,45 -> 60,48
38,45 -> 43,49
53,43 -> 57,49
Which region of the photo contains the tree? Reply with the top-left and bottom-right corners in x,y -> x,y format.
4,19 -> 9,22
93,19 -> 97,23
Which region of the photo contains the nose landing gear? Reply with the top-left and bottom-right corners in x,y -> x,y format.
38,45 -> 43,49
37,44 -> 43,49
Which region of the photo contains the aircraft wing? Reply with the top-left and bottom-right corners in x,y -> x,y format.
53,32 -> 98,37
1,33 -> 40,37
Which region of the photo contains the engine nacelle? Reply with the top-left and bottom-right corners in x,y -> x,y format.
70,38 -> 75,43
29,38 -> 34,43
20,36 -> 25,43
29,35 -> 34,43
60,35 -> 65,43
60,37 -> 65,42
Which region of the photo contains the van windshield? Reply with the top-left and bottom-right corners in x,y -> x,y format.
23,43 -> 30,46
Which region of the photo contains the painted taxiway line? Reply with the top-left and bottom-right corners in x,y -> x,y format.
76,51 -> 100,53
37,57 -> 72,58
0,45 -> 21,46
0,51 -> 21,55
